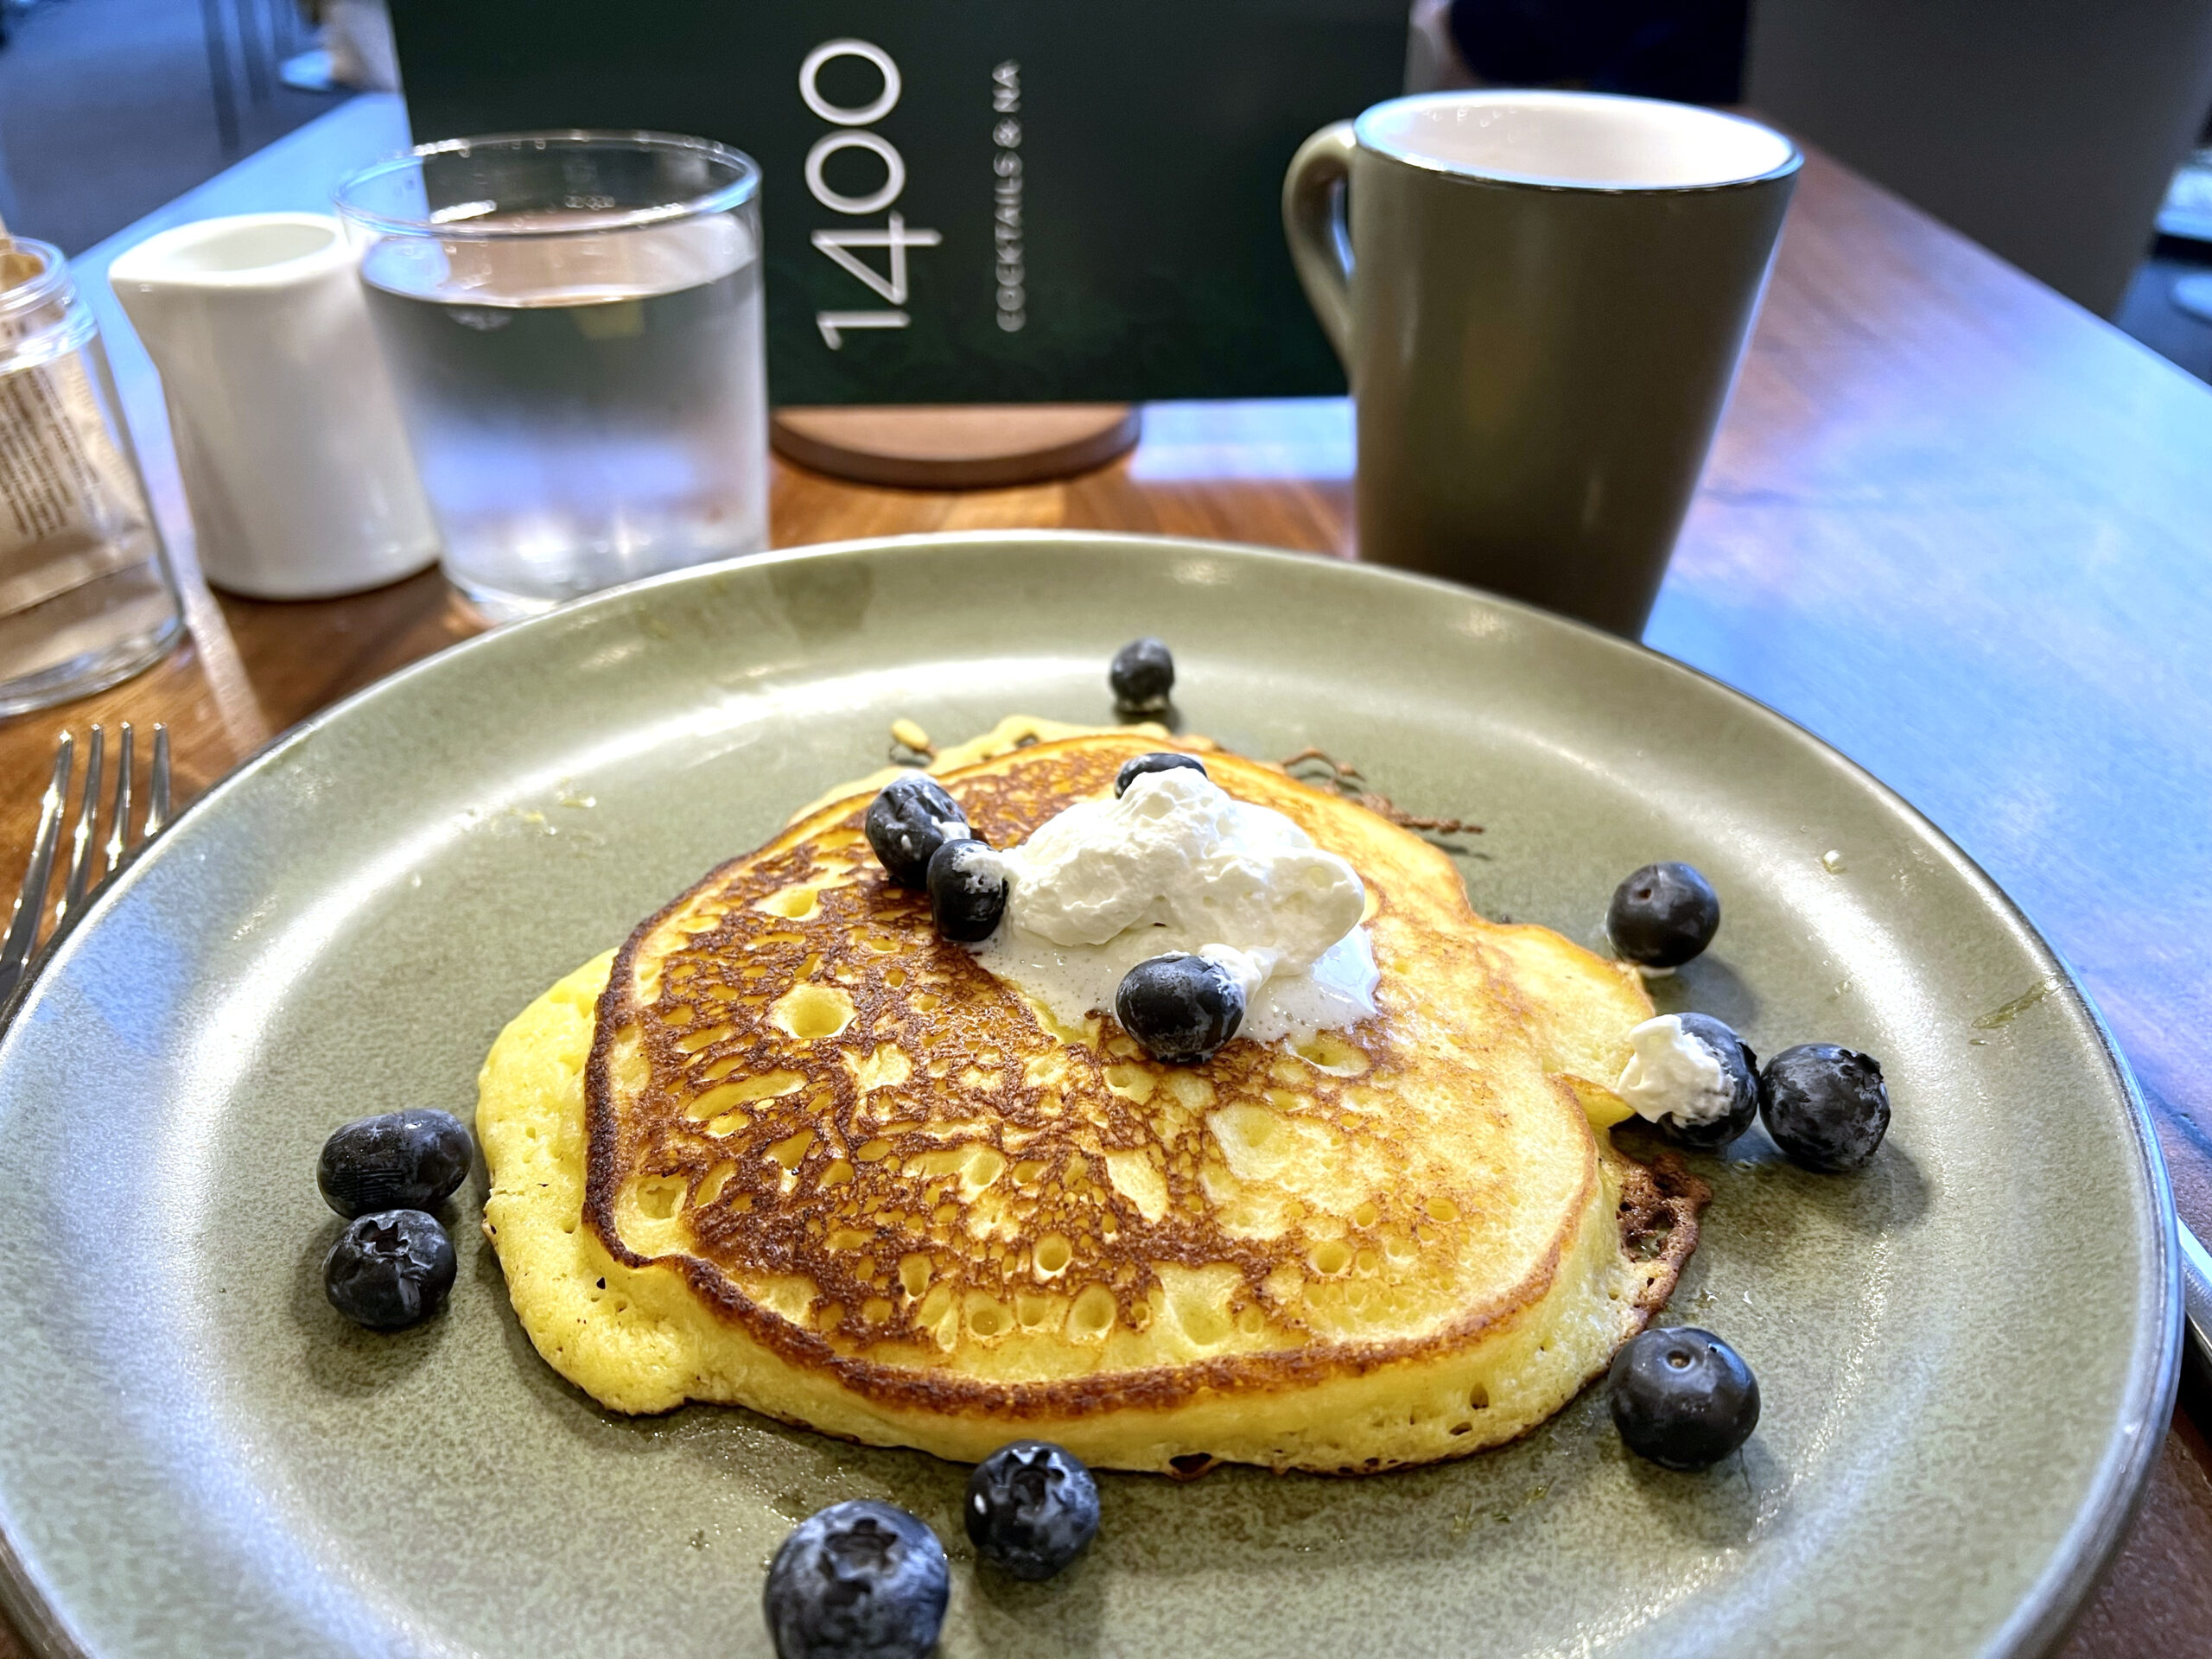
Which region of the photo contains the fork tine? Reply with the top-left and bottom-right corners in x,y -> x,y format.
56,725 -> 104,925
0,734 -> 75,1003
143,725 -> 171,842
103,723 -> 133,883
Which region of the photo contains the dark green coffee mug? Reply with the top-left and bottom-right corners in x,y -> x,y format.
1284,92 -> 1799,636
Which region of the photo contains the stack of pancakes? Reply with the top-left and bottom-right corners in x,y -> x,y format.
478,725 -> 1702,1474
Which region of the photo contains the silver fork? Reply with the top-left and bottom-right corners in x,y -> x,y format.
0,723 -> 170,1008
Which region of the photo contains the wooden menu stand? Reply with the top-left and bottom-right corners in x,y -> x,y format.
770,404 -> 1141,490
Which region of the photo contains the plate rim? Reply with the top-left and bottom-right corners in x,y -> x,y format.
0,530 -> 2180,1659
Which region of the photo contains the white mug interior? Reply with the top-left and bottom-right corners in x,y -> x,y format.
1357,91 -> 1796,191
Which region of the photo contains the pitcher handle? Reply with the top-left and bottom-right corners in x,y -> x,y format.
1281,121 -> 1357,374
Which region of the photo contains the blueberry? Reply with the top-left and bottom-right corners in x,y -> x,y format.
1609,1325 -> 1760,1471
1115,752 -> 1206,797
1760,1043 -> 1890,1171
1652,1013 -> 1760,1151
965,1440 -> 1102,1580
317,1109 -> 473,1218
866,773 -> 969,890
323,1209 -> 456,1330
926,837 -> 1008,943
1114,954 -> 1244,1065
1607,861 -> 1720,969
1109,637 -> 1174,715
763,1499 -> 949,1659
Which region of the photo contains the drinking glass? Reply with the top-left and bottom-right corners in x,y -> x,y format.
0,237 -> 185,714
336,131 -> 768,622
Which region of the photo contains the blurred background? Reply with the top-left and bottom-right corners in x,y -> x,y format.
9,0 -> 2212,380
0,0 -> 392,248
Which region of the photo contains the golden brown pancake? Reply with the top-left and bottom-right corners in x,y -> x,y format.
479,727 -> 1703,1472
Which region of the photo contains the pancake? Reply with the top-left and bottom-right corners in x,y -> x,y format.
478,724 -> 1705,1473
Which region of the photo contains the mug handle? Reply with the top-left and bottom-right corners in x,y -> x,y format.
1281,121 -> 1357,373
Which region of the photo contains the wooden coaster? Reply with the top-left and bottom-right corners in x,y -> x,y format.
771,404 -> 1141,490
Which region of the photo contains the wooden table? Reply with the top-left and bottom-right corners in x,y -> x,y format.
6,104 -> 2212,1655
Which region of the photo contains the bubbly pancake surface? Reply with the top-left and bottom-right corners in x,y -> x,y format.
480,728 -> 1704,1472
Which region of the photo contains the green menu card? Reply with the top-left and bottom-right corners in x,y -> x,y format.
389,0 -> 1408,405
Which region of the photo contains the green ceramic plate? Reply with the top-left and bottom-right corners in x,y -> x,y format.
0,534 -> 2176,1658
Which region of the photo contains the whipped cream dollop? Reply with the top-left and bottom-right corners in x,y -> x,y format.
969,766 -> 1377,1045
1617,1014 -> 1735,1126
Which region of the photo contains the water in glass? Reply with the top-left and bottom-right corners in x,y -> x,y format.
360,215 -> 766,619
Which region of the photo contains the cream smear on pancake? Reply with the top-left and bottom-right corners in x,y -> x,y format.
967,766 -> 1378,1045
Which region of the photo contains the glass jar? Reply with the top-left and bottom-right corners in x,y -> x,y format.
0,238 -> 184,714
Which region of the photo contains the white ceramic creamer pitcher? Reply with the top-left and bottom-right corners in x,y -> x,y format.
109,213 -> 438,599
